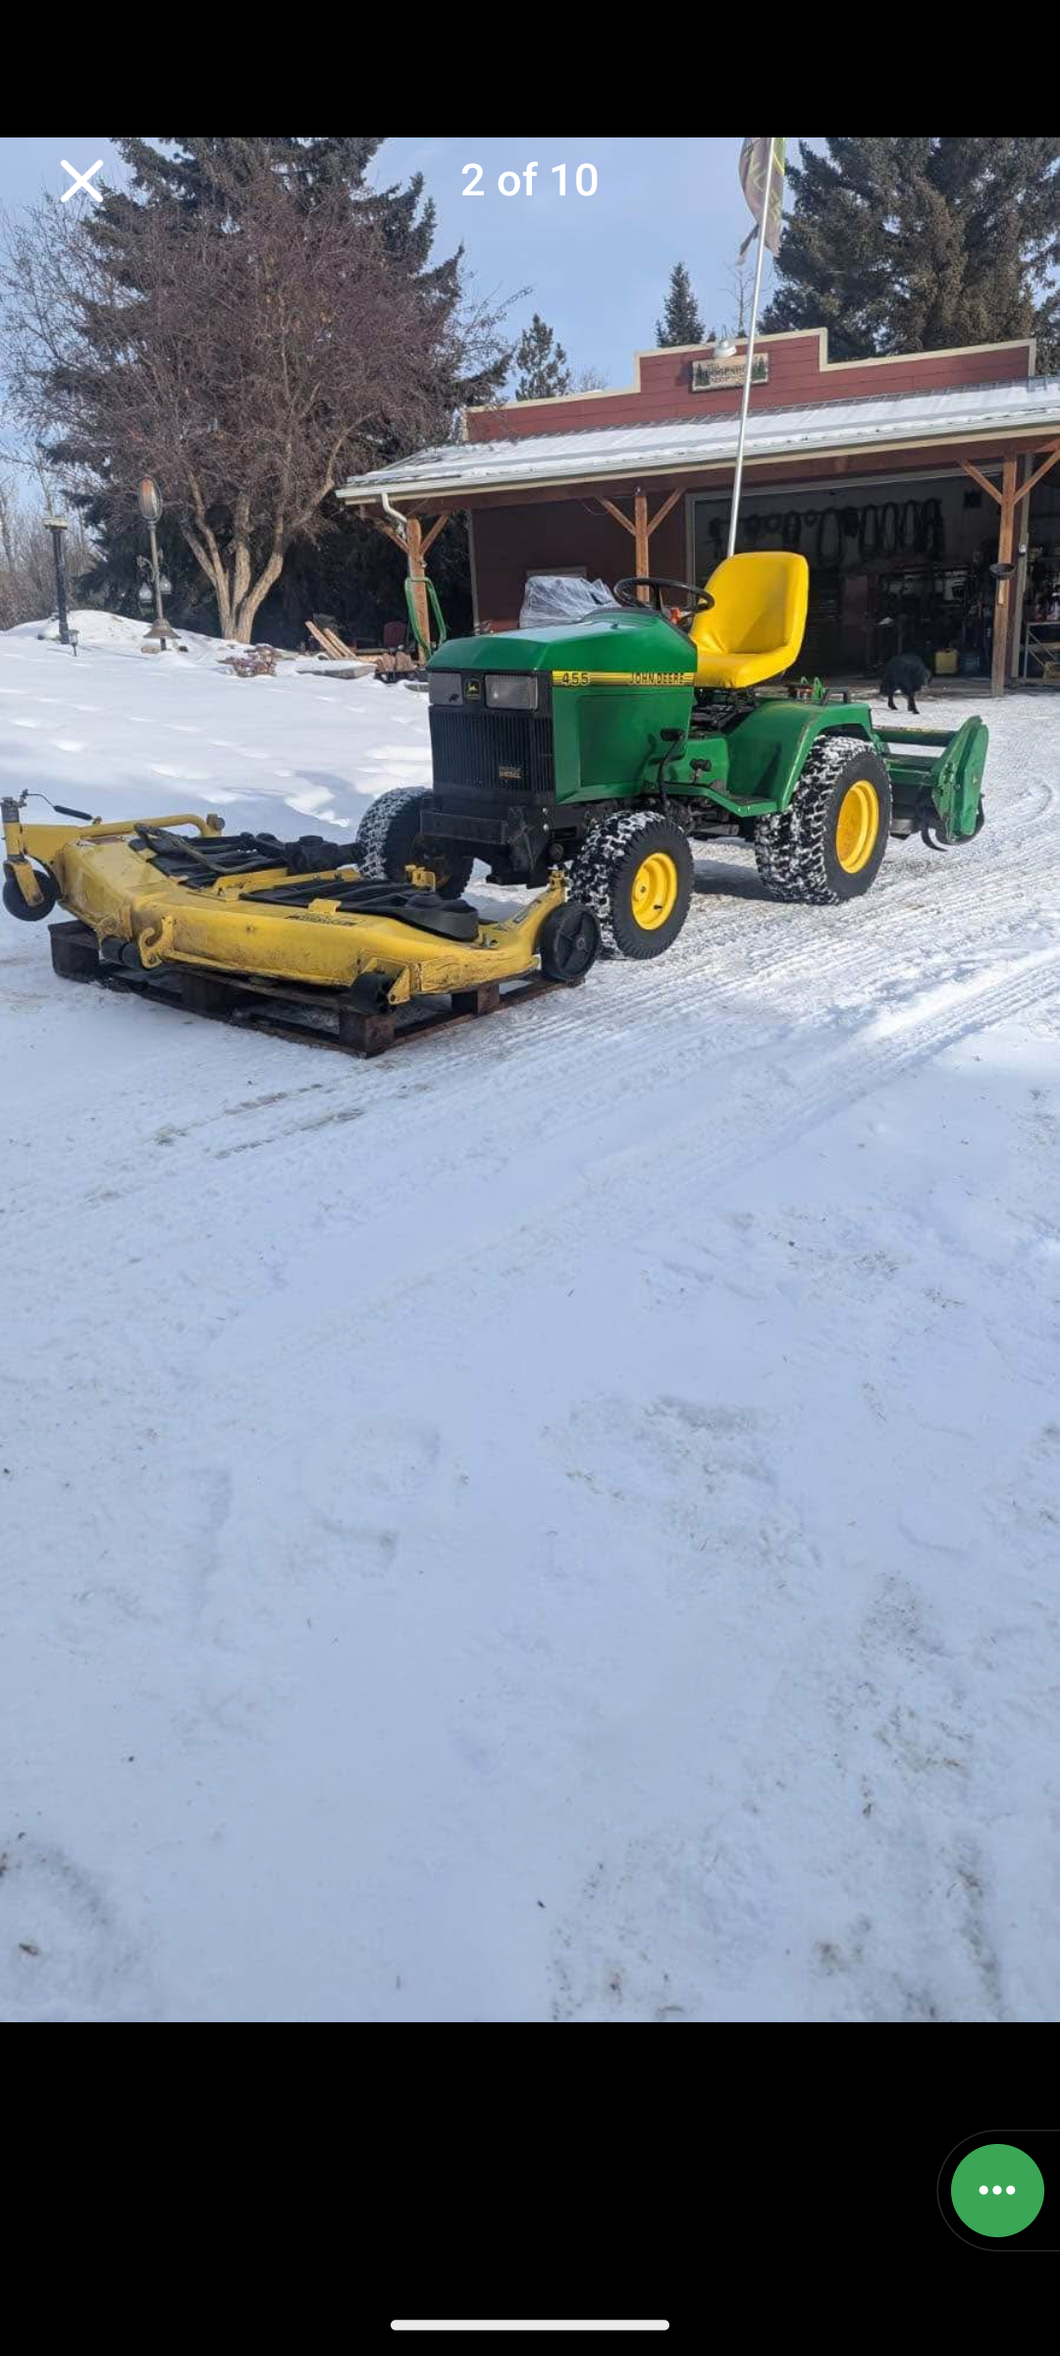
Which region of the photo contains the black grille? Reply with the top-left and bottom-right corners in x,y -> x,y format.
429,704 -> 555,796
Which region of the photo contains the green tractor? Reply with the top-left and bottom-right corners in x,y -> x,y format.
356,553 -> 988,960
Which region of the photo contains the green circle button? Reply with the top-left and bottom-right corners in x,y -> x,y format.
951,2144 -> 1044,2237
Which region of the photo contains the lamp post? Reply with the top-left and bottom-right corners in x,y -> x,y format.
45,513 -> 71,646
137,476 -> 183,652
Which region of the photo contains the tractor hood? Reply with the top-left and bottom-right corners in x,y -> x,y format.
430,607 -> 697,680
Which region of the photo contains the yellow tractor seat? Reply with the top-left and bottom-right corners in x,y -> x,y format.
689,551 -> 809,690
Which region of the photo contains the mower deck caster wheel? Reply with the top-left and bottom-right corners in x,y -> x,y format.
3,867 -> 58,921
539,898 -> 601,983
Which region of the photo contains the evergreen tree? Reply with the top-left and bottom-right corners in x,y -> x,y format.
762,138 -> 1060,369
513,314 -> 572,400
656,262 -> 706,347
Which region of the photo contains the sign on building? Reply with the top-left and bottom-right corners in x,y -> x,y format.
691,354 -> 770,391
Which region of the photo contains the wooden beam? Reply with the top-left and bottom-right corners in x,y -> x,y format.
991,456 -> 1018,699
420,515 -> 449,559
1013,444 -> 1060,508
960,458 -> 1003,507
405,513 -> 430,666
647,488 -> 682,536
634,491 -> 649,600
598,496 -> 636,535
1010,451 -> 1033,681
371,517 -> 407,551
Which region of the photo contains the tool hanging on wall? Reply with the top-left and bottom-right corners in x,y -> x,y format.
816,508 -> 843,564
714,494 -> 946,567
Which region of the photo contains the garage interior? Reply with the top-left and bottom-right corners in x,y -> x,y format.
690,468 -> 1060,683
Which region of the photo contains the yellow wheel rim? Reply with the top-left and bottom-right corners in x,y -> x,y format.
835,780 -> 880,874
630,850 -> 679,930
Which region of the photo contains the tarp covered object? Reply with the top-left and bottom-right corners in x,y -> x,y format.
518,574 -> 618,628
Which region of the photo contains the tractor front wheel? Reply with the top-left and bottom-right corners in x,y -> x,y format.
569,812 -> 694,958
355,787 -> 473,902
753,735 -> 892,905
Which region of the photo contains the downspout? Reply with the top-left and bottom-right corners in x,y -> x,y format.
379,490 -> 408,544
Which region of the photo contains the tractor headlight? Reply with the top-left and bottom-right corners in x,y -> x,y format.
485,673 -> 539,711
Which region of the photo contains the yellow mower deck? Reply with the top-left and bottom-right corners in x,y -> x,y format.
2,806 -> 594,1057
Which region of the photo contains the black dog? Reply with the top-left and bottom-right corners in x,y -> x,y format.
879,653 -> 932,714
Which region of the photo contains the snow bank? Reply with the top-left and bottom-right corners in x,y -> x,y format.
0,611 -> 426,835
16,607 -> 151,648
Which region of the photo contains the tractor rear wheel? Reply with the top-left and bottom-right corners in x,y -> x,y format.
753,734 -> 892,905
569,811 -> 694,958
355,787 -> 473,902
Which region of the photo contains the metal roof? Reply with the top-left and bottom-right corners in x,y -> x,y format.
338,375 -> 1060,505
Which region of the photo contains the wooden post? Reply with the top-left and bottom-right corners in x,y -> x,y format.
1010,442 -> 1060,683
405,513 -> 431,666
991,457 -> 1018,699
599,489 -> 683,603
365,506 -> 450,660
1010,454 -> 1033,686
960,446 -> 1060,693
634,490 -> 649,600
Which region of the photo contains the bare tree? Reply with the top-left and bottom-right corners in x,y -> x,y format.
0,474 -> 95,630
2,158 -> 500,640
572,365 -> 609,391
721,254 -> 756,338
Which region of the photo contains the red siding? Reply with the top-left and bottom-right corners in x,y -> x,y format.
466,332 -> 1033,444
473,499 -> 687,634
467,427 -> 1035,630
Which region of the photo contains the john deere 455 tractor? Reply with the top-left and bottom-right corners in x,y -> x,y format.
357,552 -> 988,958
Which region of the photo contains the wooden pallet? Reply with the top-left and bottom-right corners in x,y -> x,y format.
49,921 -> 580,1060
305,620 -> 357,660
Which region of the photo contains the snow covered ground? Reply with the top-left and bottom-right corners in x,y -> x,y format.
1,613 -> 1058,2023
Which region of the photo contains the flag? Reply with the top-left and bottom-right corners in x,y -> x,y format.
738,137 -> 785,257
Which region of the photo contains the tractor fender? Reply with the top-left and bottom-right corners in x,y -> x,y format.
726,700 -> 877,814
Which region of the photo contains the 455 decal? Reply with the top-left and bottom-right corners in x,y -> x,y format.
551,670 -> 689,688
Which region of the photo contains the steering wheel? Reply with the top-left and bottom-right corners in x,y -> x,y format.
614,577 -> 714,629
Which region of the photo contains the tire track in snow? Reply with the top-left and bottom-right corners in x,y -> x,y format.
402,750 -> 1058,1101
200,937 -> 1060,1388
360,830 -> 1058,1178
516,940 -> 1060,1271
11,881 -> 1056,1255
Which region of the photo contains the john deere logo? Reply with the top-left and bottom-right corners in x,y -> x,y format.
463,679 -> 482,701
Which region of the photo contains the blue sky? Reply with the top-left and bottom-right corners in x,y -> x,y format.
0,136 -> 802,389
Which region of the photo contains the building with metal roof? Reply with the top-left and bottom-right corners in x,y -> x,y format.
339,331 -> 1060,693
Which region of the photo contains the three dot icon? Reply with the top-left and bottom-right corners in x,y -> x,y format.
951,2144 -> 1045,2237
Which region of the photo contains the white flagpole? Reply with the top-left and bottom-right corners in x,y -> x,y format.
727,138 -> 776,558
